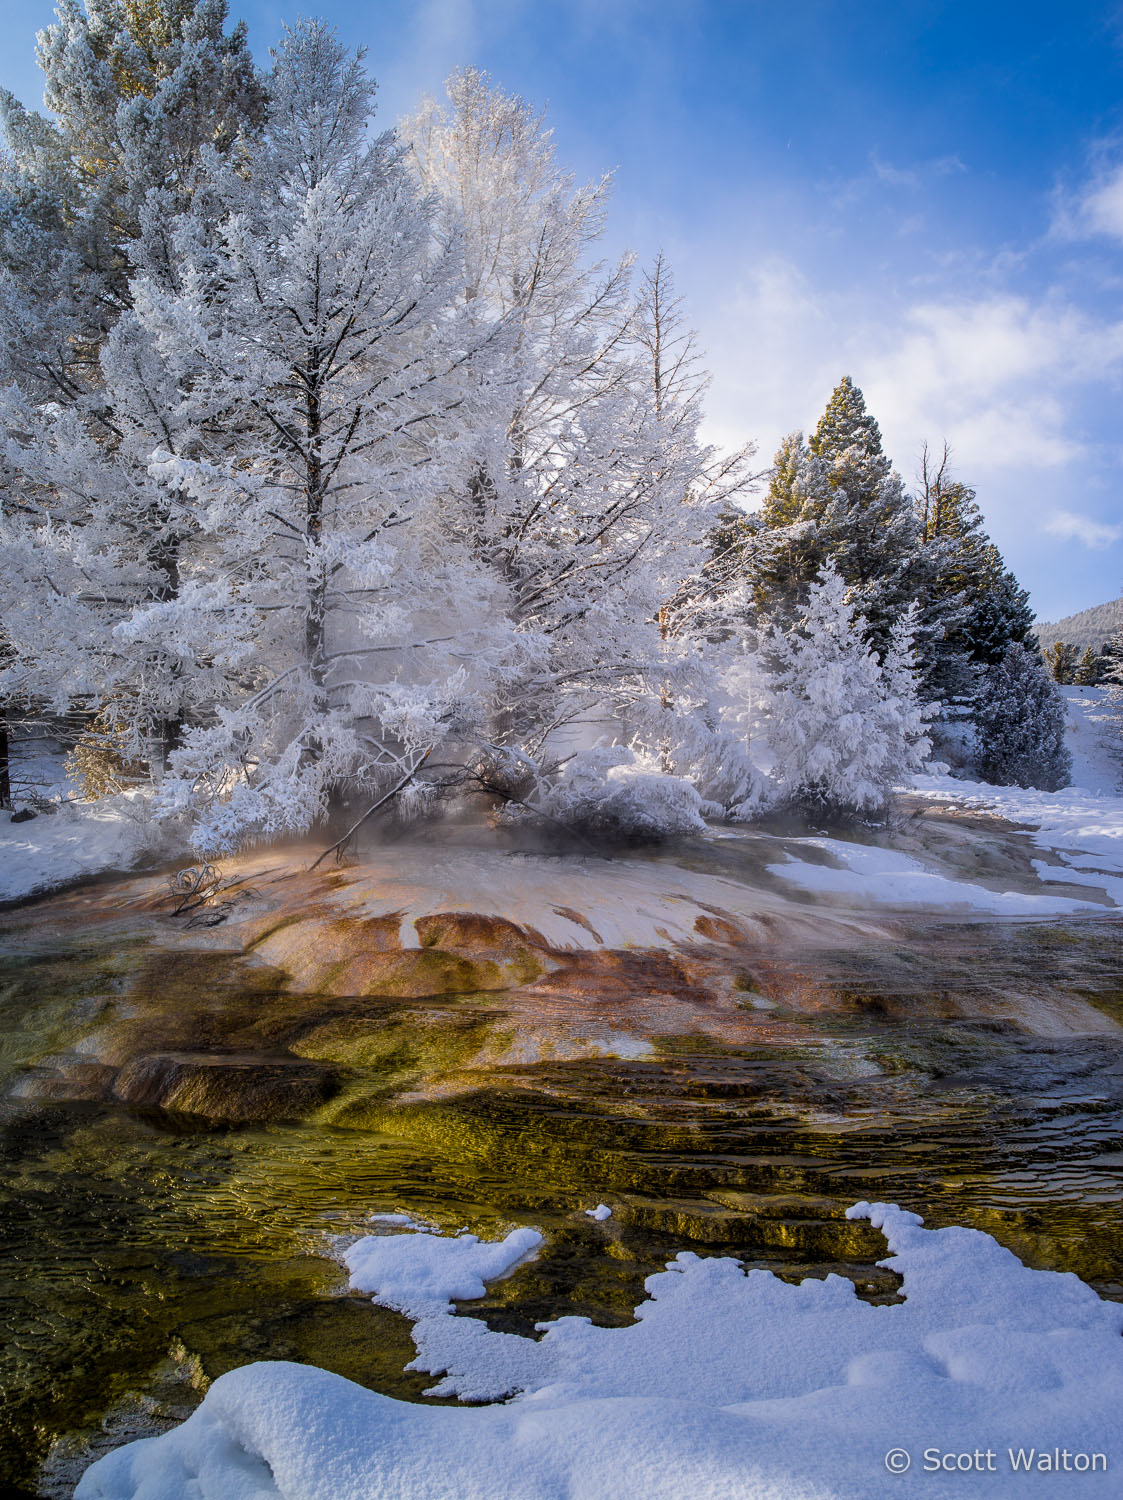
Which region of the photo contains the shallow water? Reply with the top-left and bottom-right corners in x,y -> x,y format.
1,837 -> 1122,1497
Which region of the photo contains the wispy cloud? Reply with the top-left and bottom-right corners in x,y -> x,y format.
1044,510 -> 1123,548
1053,156 -> 1123,243
872,156 -> 919,189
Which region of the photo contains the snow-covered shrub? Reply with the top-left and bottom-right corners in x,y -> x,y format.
536,744 -> 714,842
626,676 -> 771,822
974,642 -> 1072,791
755,568 -> 933,817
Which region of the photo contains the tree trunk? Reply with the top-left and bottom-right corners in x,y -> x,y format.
0,716 -> 11,810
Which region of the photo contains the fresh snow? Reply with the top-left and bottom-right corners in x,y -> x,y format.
76,1204 -> 1123,1499
344,1227 -> 544,1316
1057,687 -> 1123,797
0,792 -> 158,904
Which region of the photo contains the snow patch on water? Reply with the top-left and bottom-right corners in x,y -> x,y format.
344,1226 -> 544,1316
76,1204 -> 1123,1499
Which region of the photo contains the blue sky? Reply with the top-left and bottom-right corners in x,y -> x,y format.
3,0 -> 1123,620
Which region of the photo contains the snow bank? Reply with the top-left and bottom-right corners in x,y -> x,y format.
767,837 -> 1109,914
77,1204 -> 1123,1499
0,791 -> 159,903
1058,687 -> 1122,797
536,745 -> 713,841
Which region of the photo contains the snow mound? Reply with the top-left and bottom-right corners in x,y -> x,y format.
77,1204 -> 1123,1499
536,744 -> 713,841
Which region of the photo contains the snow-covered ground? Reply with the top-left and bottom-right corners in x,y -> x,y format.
902,689 -> 1123,911
0,791 -> 161,905
1058,686 -> 1123,796
766,836 -> 1113,915
0,740 -> 171,903
76,1204 -> 1123,1499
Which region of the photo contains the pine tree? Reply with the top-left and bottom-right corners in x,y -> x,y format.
756,567 -> 933,817
1104,628 -> 1123,684
1073,647 -> 1104,686
742,433 -> 832,631
1043,641 -> 1079,684
914,443 -> 1033,700
745,382 -> 970,714
974,643 -> 1072,791
805,378 -> 926,655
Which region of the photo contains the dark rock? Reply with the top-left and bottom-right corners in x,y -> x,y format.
112,1052 -> 337,1123
9,808 -> 36,823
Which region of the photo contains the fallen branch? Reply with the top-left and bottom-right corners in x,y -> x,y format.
309,746 -> 435,872
166,863 -> 220,915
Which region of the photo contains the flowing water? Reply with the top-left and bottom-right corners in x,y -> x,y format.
1,826 -> 1122,1497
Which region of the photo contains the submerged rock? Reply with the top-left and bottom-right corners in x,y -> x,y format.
111,1052 -> 337,1123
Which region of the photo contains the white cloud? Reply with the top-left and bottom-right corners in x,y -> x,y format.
698,265 -> 1123,487
1044,510 -> 1123,548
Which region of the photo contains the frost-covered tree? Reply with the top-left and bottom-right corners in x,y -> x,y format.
0,0 -> 264,398
974,643 -> 1072,791
2,22 -> 511,851
406,72 -> 753,804
753,567 -> 933,817
0,1 -> 266,789
1102,629 -> 1123,684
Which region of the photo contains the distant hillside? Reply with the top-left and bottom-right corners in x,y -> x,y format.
1033,595 -> 1123,651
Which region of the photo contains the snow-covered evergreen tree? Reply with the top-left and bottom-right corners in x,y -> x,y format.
1103,629 -> 1123,684
974,643 -> 1072,791
0,0 -> 264,399
753,568 -> 933,817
